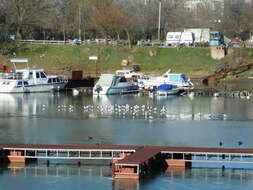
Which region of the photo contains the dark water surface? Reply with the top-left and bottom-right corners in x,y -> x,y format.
1,93 -> 253,189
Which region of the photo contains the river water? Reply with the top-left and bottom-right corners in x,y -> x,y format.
1,92 -> 253,189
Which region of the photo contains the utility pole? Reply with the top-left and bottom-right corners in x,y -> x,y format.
158,0 -> 162,41
78,5 -> 81,41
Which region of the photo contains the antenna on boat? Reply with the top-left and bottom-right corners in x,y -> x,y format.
10,58 -> 29,70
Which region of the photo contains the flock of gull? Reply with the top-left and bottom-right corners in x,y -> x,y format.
41,103 -> 229,121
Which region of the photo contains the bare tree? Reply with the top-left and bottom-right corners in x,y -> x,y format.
220,0 -> 253,38
5,0 -> 57,39
1,0 -> 253,42
86,0 -> 126,41
0,1 -> 7,42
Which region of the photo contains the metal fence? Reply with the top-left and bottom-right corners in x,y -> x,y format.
17,39 -> 129,46
17,39 -> 253,48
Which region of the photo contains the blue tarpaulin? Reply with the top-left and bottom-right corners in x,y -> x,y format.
158,84 -> 173,91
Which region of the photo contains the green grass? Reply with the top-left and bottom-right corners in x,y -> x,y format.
0,44 -> 235,77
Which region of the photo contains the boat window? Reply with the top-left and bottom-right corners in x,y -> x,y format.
163,75 -> 168,78
17,81 -> 23,86
181,74 -> 188,82
48,79 -> 52,83
119,77 -> 127,83
111,76 -> 117,86
29,72 -> 33,79
36,72 -> 40,78
17,81 -> 28,86
53,78 -> 56,83
117,72 -> 125,76
40,72 -> 47,78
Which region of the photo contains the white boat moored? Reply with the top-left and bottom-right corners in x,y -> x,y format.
93,74 -> 139,95
0,68 -> 67,93
138,70 -> 193,89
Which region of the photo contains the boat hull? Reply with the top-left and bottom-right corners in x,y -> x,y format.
0,82 -> 66,93
93,85 -> 139,95
157,88 -> 180,96
139,80 -> 193,89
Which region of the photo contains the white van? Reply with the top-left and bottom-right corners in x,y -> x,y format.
166,32 -> 182,46
166,32 -> 194,46
180,32 -> 194,46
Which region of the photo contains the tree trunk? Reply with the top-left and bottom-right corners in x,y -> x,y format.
63,31 -> 66,44
125,29 -> 132,49
43,30 -> 46,43
117,32 -> 120,41
16,27 -> 22,40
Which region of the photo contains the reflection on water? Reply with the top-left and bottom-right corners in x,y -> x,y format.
194,79 -> 253,91
1,164 -> 253,190
165,168 -> 253,182
1,93 -> 253,121
5,164 -> 111,178
0,93 -> 66,117
1,93 -> 253,147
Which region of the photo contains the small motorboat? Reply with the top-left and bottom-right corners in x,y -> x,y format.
138,70 -> 193,89
93,74 -> 139,95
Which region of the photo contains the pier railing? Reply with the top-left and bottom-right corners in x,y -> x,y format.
2,147 -> 137,160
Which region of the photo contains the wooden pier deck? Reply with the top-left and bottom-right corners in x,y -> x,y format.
1,144 -> 253,179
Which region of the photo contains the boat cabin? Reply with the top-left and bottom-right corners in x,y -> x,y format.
161,73 -> 189,84
116,70 -> 143,79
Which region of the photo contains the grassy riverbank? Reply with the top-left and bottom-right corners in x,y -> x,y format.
0,44 -> 253,78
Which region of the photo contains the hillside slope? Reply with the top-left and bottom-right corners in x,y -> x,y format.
1,44 -> 252,78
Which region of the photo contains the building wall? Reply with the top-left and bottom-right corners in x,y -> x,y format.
184,0 -> 224,11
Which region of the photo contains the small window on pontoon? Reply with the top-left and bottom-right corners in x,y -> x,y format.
48,79 -> 52,83
36,72 -> 40,78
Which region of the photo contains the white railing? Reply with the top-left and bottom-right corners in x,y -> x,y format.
17,39 -> 130,46
18,40 -> 66,44
0,72 -> 23,80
